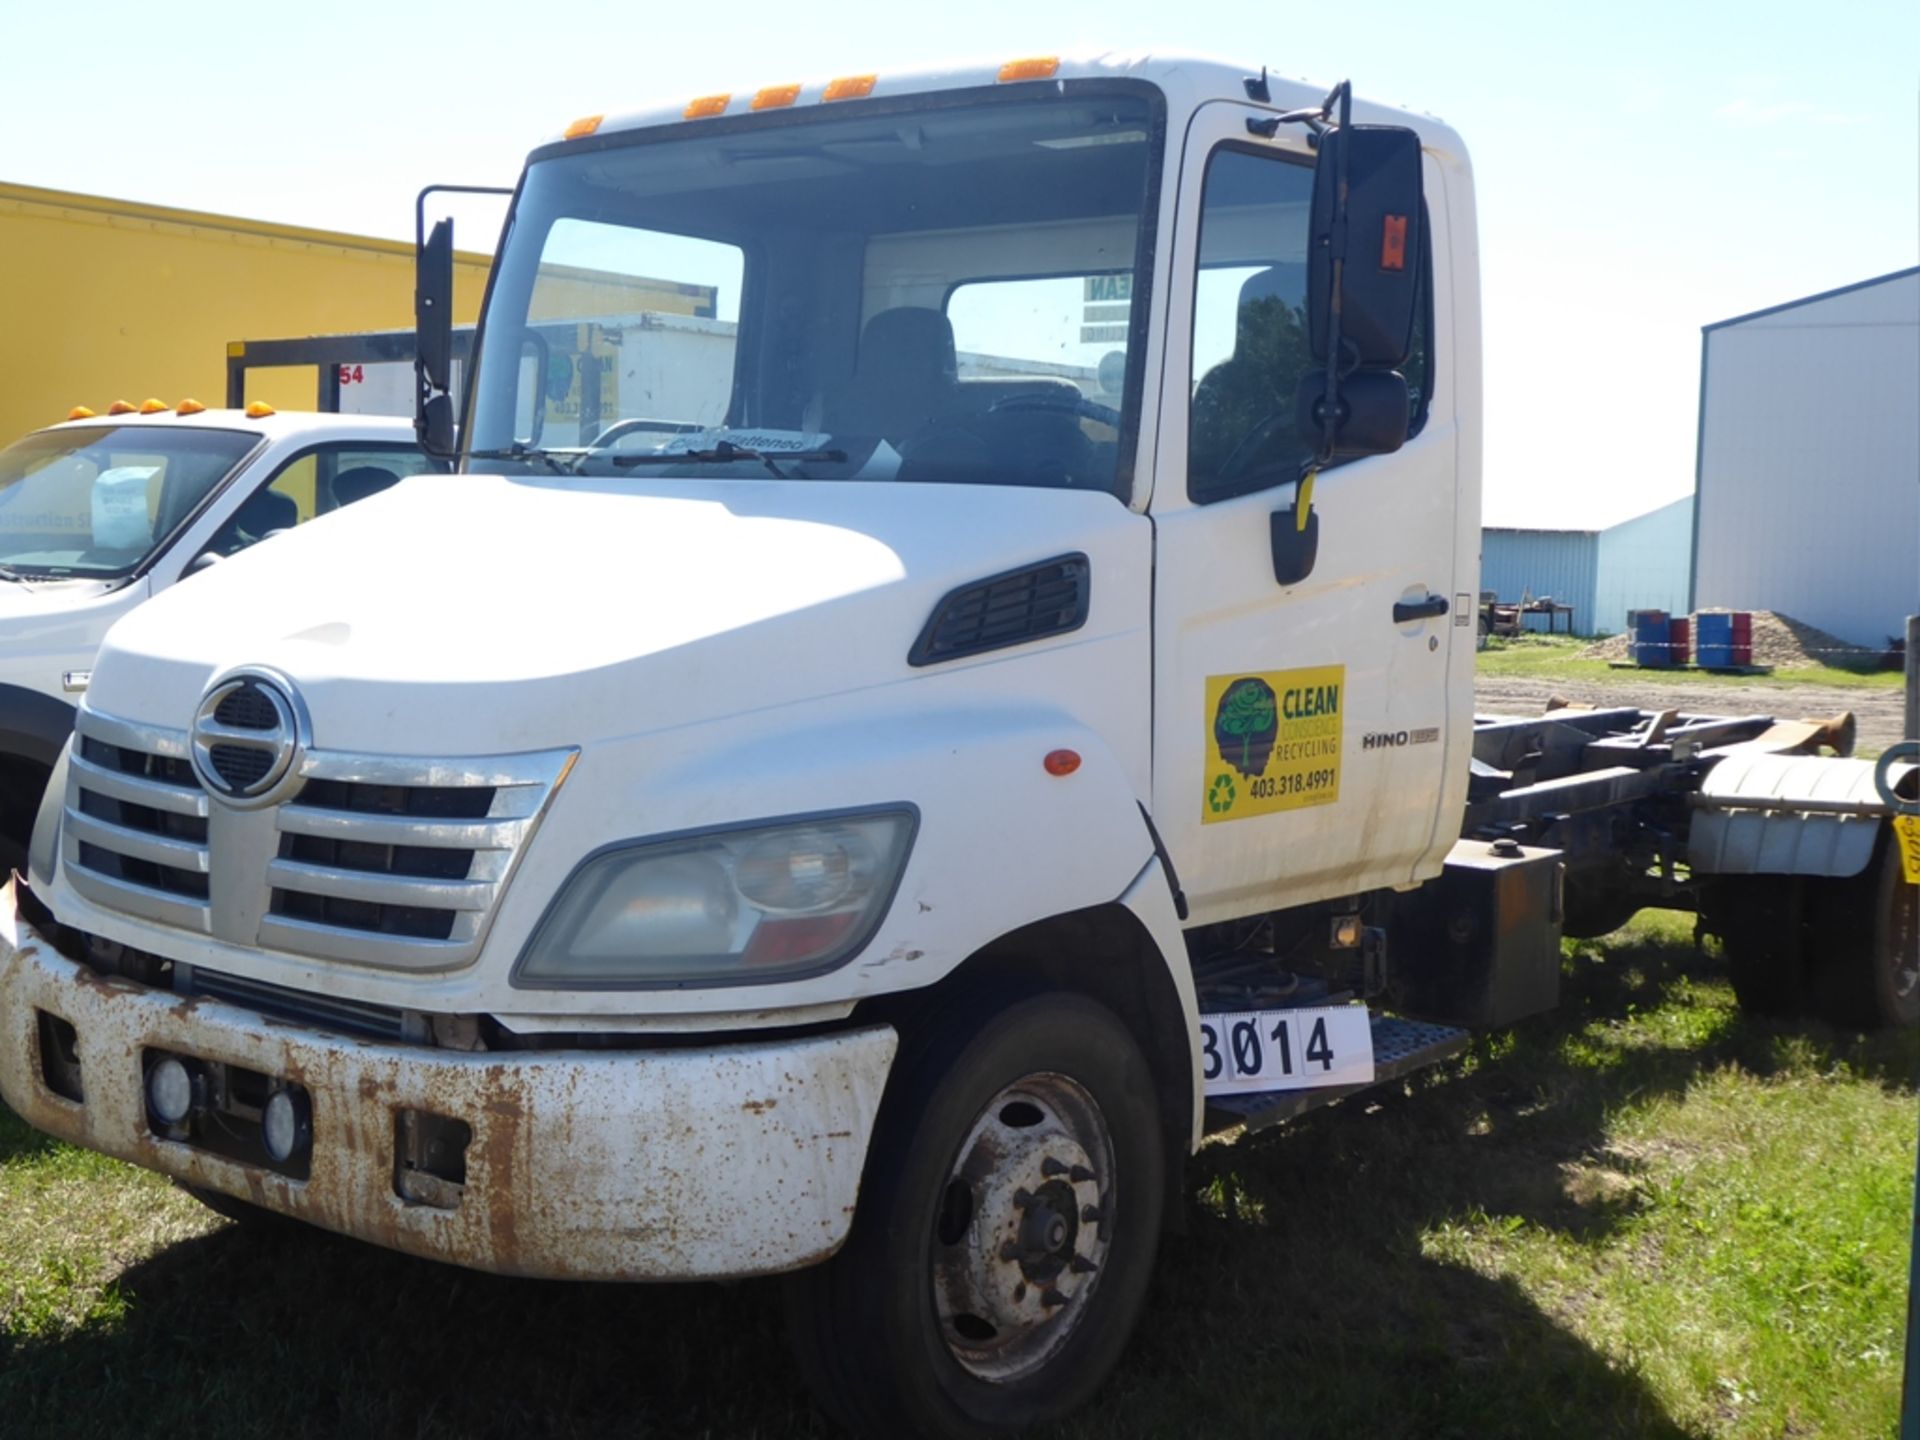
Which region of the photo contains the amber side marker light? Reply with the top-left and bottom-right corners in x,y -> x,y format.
1044,749 -> 1082,777
176,398 -> 206,415
67,406 -> 96,421
107,400 -> 138,415
138,398 -> 169,414
244,401 -> 277,419
752,84 -> 802,110
564,114 -> 603,140
998,56 -> 1060,82
684,94 -> 730,119
823,74 -> 877,101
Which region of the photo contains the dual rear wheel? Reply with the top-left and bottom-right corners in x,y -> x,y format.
1705,833 -> 1919,1030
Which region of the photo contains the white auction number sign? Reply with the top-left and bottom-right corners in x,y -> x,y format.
1199,1004 -> 1375,1097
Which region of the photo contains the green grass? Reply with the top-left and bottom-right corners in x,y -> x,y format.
1476,633 -> 1903,690
3,913 -> 1915,1438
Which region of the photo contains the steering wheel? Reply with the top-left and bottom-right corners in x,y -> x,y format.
986,392 -> 1122,429
1212,411 -> 1295,481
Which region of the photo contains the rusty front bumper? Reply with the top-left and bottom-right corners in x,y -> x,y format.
0,898 -> 896,1281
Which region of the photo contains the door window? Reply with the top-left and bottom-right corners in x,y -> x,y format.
1187,146 -> 1431,503
204,443 -> 431,558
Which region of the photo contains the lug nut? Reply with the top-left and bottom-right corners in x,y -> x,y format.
1081,1204 -> 1104,1225
1069,1165 -> 1095,1183
1069,1254 -> 1097,1274
1041,1157 -> 1069,1177
1040,1288 -> 1068,1308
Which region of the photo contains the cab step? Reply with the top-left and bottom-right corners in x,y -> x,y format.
1203,1014 -> 1469,1135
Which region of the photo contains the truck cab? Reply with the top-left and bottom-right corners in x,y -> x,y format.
0,408 -> 432,868
2,55 -> 1488,1437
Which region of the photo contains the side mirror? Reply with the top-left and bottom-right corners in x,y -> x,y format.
415,217 -> 455,454
420,392 -> 457,458
1295,370 -> 1409,458
1307,124 -> 1423,367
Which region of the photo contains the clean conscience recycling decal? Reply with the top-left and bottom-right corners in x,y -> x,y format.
1203,666 -> 1344,823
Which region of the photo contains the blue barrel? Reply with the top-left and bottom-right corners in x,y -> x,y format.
1696,612 -> 1733,669
1633,610 -> 1671,667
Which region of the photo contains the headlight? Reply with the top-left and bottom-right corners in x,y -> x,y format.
512,807 -> 917,988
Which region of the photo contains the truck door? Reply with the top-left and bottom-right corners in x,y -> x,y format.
1148,102 -> 1461,925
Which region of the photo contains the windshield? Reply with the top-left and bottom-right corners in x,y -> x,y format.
0,425 -> 259,579
467,83 -> 1163,496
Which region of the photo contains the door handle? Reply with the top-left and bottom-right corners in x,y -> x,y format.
1393,593 -> 1450,623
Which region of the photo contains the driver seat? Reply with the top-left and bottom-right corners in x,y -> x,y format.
825,307 -> 960,442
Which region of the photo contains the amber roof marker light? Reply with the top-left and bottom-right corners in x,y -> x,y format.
683,94 -> 731,120
751,84 -> 802,111
997,57 -> 1060,82
823,75 -> 877,102
563,114 -> 604,140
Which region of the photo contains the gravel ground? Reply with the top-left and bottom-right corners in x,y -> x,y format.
1474,674 -> 1909,755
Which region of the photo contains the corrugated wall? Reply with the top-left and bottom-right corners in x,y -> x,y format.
1592,497 -> 1693,637
1480,529 -> 1598,634
1693,269 -> 1920,647
0,181 -> 492,443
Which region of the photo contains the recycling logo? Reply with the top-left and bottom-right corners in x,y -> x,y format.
1208,773 -> 1237,814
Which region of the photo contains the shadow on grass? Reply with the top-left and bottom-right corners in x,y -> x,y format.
2,922 -> 1911,1439
0,1097 -> 62,1164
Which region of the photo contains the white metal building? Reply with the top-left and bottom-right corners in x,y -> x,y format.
1692,267 -> 1920,647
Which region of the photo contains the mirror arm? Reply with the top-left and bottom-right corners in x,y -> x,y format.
1310,81 -> 1355,473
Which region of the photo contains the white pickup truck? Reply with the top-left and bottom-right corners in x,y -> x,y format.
2,54 -> 1911,1440
0,407 -> 429,868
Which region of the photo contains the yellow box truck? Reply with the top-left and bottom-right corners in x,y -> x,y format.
0,181 -> 493,440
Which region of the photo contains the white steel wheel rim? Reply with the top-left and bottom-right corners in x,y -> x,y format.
928,1070 -> 1116,1384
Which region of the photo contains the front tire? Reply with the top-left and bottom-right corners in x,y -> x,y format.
785,992 -> 1165,1439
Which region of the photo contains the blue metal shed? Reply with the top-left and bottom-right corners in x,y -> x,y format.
1481,527 -> 1598,634
1482,497 -> 1694,637
1593,497 -> 1693,639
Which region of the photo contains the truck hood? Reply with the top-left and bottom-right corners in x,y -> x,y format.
90,472 -> 1144,753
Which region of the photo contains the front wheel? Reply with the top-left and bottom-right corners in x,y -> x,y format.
785,992 -> 1165,1439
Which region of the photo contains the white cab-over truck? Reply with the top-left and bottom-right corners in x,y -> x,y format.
0,407 -> 429,870
3,55 -> 1914,1439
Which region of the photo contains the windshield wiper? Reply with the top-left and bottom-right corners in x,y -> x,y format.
610,440 -> 847,481
464,443 -> 589,476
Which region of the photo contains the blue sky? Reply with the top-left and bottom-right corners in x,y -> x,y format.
4,0 -> 1915,526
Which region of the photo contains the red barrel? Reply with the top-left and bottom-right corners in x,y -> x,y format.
1730,612 -> 1752,666
1669,616 -> 1691,666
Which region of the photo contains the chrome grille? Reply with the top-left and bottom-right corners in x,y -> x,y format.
64,706 -> 573,971
64,711 -> 213,933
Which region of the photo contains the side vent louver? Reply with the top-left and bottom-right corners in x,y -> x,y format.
909,554 -> 1090,667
